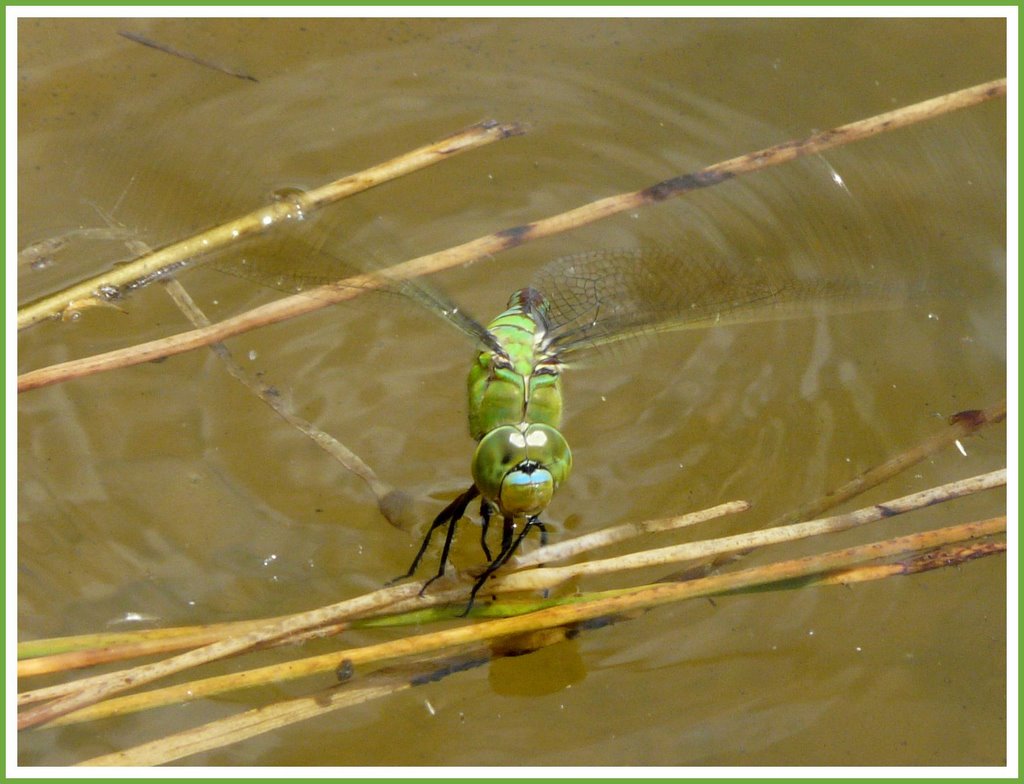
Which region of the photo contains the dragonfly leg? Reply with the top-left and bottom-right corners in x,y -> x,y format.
390,485 -> 479,588
460,515 -> 544,616
479,500 -> 493,561
534,519 -> 549,547
499,514 -> 515,553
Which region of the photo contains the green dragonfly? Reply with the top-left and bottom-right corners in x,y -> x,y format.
221,242 -> 897,611
373,248 -> 890,610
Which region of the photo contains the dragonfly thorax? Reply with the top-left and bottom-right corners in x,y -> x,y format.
466,288 -> 565,440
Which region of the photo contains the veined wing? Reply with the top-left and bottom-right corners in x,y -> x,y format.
211,225 -> 502,354
533,248 -> 911,363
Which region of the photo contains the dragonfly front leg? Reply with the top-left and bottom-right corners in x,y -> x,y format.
461,514 -> 545,616
391,485 -> 479,591
479,499 -> 494,561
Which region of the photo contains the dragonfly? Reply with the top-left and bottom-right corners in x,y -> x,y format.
218,240 -> 897,612
385,248 -> 903,611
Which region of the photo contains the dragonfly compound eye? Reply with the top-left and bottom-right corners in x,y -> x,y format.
472,424 -> 572,518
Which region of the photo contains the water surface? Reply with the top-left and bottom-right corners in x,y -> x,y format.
17,16 -> 1007,767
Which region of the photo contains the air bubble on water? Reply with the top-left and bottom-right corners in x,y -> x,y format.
30,257 -> 54,271
107,610 -> 160,627
248,350 -> 258,361
271,187 -> 307,221
262,553 -> 278,567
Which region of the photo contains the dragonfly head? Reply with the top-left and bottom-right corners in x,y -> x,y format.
472,423 -> 572,518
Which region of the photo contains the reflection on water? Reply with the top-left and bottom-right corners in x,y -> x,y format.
17,16 -> 1007,767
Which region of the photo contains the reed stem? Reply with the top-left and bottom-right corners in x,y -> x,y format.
17,78 -> 1005,393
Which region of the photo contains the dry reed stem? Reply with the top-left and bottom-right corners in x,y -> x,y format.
18,499 -> 750,682
17,78 -> 1006,393
489,468 -> 1006,592
17,120 -> 525,330
811,538 -> 1007,586
42,516 -> 1006,732
27,445 -> 998,676
17,618 -> 288,679
17,499 -> 747,704
514,500 -> 751,567
77,648 -> 495,767
69,516 -> 1005,763
16,582 -> 425,730
19,470 -> 1003,728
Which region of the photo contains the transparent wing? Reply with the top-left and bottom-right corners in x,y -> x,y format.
533,248 -> 908,363
210,221 -> 501,353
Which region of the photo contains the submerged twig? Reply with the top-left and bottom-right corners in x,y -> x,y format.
161,279 -> 413,527
668,398 -> 1007,582
770,400 -> 1007,527
119,30 -> 260,83
17,78 -> 1005,391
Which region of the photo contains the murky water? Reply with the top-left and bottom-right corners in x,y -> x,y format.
17,16 -> 1007,767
